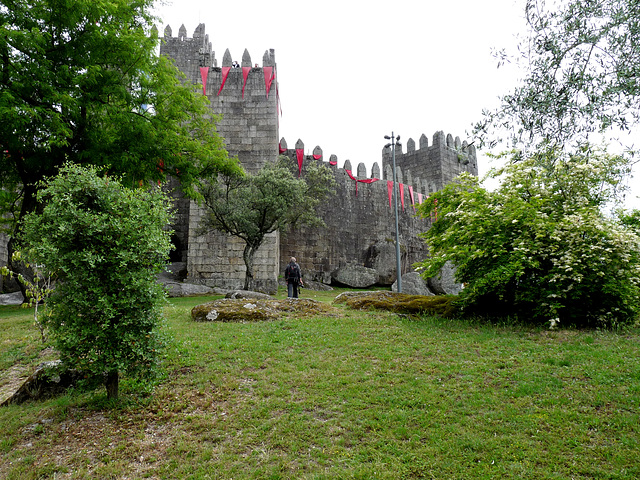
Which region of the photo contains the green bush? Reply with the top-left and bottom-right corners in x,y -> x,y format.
416,147 -> 640,328
19,164 -> 173,400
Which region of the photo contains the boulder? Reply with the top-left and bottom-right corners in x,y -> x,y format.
392,272 -> 434,296
331,264 -> 379,288
225,290 -> 272,300
163,282 -> 217,297
363,240 -> 399,285
333,291 -> 457,317
191,298 -> 336,322
277,278 -> 333,291
0,291 -> 24,306
427,261 -> 463,295
1,360 -> 83,406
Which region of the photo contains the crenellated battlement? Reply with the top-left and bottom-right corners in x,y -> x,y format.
160,22 -> 478,292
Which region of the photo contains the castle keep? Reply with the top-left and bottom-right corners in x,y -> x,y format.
161,24 -> 478,294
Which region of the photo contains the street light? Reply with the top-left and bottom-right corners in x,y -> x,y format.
384,132 -> 402,293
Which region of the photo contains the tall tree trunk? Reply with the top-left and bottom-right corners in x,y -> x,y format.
242,241 -> 262,291
6,183 -> 40,299
105,370 -> 119,401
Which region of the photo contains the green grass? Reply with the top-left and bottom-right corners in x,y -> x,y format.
1,289 -> 639,479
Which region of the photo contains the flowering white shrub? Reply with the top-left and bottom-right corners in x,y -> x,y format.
416,147 -> 640,327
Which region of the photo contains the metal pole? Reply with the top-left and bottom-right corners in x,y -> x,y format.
391,132 -> 402,293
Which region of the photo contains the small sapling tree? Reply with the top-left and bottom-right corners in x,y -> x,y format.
199,156 -> 335,291
19,164 -> 173,400
0,251 -> 54,343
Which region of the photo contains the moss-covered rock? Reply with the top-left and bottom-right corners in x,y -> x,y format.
191,298 -> 337,322
333,291 -> 458,318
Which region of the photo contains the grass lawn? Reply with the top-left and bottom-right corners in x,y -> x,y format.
1,288 -> 639,479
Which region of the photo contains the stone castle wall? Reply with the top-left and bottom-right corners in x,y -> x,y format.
160,23 -> 478,292
161,24 -> 280,293
277,133 -> 477,285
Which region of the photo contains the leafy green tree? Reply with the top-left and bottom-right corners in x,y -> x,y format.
199,156 -> 335,291
19,164 -> 173,400
415,147 -> 640,328
476,0 -> 640,152
0,0 -> 241,268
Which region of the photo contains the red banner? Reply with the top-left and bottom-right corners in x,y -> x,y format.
399,183 -> 405,211
242,66 -> 251,98
417,192 -> 423,205
408,185 -> 415,212
263,67 -> 274,99
296,148 -> 304,177
312,154 -> 322,160
199,67 -> 209,95
329,160 -> 337,166
387,181 -> 393,208
345,170 -> 379,196
279,143 -> 287,154
218,66 -> 231,96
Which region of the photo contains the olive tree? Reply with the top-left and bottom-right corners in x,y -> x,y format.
199,156 -> 335,291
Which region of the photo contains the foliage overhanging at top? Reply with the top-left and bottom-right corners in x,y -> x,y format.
415,146 -> 640,328
475,0 -> 640,153
0,0 -> 241,231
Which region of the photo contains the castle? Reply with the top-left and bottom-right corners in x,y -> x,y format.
0,23 -> 478,295
161,24 -> 478,294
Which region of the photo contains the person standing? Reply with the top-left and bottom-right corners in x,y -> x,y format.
285,257 -> 303,298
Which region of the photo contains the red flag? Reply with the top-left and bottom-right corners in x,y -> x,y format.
345,170 -> 380,196
242,66 -> 251,98
329,160 -> 337,166
399,183 -> 405,211
417,192 -> 423,205
296,148 -> 304,177
279,143 -> 287,154
387,181 -> 393,208
263,67 -> 274,98
199,67 -> 209,95
313,154 -> 322,160
217,66 -> 231,96
408,185 -> 415,212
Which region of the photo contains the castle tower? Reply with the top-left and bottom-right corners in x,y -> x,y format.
161,24 -> 280,293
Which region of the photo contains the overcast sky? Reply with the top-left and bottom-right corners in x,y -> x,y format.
153,0 -> 639,208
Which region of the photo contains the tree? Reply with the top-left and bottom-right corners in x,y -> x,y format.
199,156 -> 336,291
415,146 -> 640,328
0,0 -> 241,269
476,0 -> 640,153
19,164 -> 173,400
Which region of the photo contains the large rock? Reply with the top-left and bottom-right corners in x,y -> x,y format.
363,239 -> 399,285
225,290 -> 272,300
331,264 -> 379,288
191,298 -> 336,322
427,261 -> 463,295
1,360 -> 83,406
391,272 -> 434,296
0,291 -> 24,306
333,291 -> 457,317
163,282 -> 217,297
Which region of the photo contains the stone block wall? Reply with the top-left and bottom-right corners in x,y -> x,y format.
160,23 -> 478,292
161,24 -> 280,292
278,140 -> 435,284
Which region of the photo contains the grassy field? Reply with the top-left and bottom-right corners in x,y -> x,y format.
1,288 -> 639,479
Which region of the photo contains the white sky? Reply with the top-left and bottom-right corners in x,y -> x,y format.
153,0 -> 640,209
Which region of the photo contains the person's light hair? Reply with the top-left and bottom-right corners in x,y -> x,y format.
290,257 -> 296,263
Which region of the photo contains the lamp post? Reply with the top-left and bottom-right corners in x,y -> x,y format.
385,132 -> 402,293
